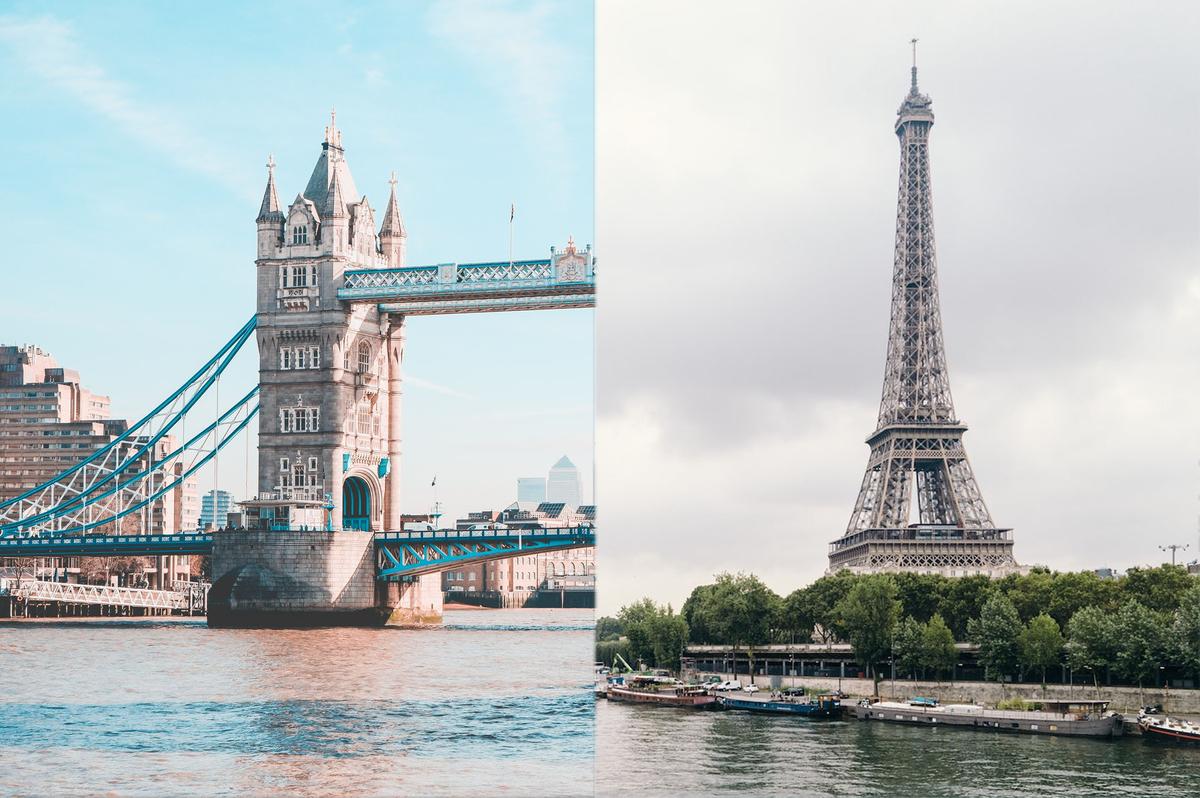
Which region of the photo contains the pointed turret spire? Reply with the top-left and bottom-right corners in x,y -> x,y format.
379,171 -> 407,267
256,154 -> 283,222
322,161 -> 348,219
324,107 -> 342,150
379,171 -> 405,237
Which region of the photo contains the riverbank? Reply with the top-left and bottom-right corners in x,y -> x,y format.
697,672 -> 1200,715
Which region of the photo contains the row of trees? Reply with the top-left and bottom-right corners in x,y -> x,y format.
596,599 -> 689,671
598,567 -> 1200,687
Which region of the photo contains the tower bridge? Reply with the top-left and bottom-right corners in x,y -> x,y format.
0,114 -> 595,625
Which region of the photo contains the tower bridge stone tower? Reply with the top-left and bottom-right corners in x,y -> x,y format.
250,114 -> 408,535
209,115 -> 441,626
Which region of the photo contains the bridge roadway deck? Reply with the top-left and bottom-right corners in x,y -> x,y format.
0,533 -> 215,558
0,527 -> 596,579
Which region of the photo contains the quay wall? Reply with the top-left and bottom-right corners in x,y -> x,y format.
704,673 -> 1200,715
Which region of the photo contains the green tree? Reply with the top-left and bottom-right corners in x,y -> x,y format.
920,613 -> 957,683
778,588 -> 816,644
968,592 -> 1022,682
596,638 -> 634,669
649,606 -> 689,671
834,574 -> 900,693
1065,605 -> 1119,687
1046,571 -> 1121,629
1113,600 -> 1169,688
1172,584 -> 1200,679
804,570 -> 857,643
940,575 -> 995,639
682,573 -> 780,681
702,573 -> 781,647
613,599 -> 691,672
1002,570 -> 1054,623
893,572 -> 948,623
1122,565 -> 1194,614
893,615 -> 925,679
617,598 -> 660,667
680,583 -> 717,643
1018,613 -> 1064,685
595,616 -> 623,642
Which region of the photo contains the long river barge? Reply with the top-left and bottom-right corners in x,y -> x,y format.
853,698 -> 1123,738
718,693 -> 841,717
607,684 -> 717,708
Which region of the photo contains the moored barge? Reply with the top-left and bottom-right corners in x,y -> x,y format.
853,698 -> 1122,738
719,692 -> 841,717
608,683 -> 717,709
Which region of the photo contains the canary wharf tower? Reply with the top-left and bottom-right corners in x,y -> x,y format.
828,55 -> 1018,576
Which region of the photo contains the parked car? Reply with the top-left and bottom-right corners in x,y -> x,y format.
742,684 -> 760,693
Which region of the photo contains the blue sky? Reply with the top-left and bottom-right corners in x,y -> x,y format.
0,0 -> 594,523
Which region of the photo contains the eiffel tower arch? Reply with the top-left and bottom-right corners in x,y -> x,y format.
828,54 -> 1019,577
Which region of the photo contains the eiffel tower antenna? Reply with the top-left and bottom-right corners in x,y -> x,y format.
828,53 -> 1017,577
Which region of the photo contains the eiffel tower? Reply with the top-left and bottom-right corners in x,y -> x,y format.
828,48 -> 1017,576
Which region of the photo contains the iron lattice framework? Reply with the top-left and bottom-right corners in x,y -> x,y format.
0,319 -> 260,539
829,61 -> 1016,575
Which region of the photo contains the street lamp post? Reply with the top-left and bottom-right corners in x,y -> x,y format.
1160,543 -> 1189,567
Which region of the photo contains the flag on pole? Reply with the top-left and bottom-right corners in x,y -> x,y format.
510,202 -> 515,222
431,475 -> 437,487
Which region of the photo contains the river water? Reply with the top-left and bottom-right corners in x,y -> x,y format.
0,609 -> 594,797
596,698 -> 1200,797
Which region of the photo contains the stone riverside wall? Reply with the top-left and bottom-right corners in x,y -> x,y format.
703,673 -> 1200,715
208,529 -> 441,627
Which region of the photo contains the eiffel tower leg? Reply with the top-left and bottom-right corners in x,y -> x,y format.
846,466 -> 883,534
877,454 -> 913,528
944,457 -> 994,528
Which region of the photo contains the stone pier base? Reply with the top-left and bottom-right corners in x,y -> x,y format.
207,529 -> 442,628
380,573 -> 444,627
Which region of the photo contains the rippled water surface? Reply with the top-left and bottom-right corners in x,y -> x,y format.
596,697 -> 1200,797
0,610 -> 594,797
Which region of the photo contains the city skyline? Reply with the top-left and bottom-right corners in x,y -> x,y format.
596,2 -> 1200,613
0,2 -> 594,529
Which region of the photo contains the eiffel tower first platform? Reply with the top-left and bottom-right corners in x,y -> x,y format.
827,52 -> 1019,577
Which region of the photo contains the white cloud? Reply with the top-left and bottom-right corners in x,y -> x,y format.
0,15 -> 254,200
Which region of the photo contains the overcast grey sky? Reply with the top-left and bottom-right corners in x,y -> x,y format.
595,0 -> 1200,614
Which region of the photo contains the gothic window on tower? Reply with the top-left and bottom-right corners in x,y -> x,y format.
307,456 -> 318,472
357,341 -> 371,373
280,457 -> 289,472
356,401 -> 371,435
292,225 -> 308,245
279,406 -> 320,433
279,346 -> 320,370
